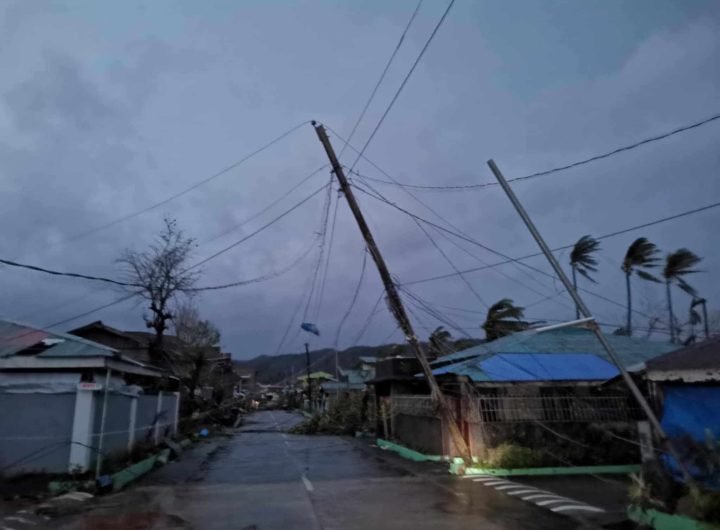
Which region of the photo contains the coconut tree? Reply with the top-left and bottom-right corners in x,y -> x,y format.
569,235 -> 601,318
428,326 -> 453,357
621,237 -> 661,336
482,299 -> 528,342
663,249 -> 702,343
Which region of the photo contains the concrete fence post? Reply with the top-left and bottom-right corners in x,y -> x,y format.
128,397 -> 138,453
172,392 -> 180,435
68,388 -> 96,473
154,392 -> 164,445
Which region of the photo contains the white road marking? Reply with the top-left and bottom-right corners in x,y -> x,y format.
535,498 -> 581,507
521,494 -> 567,501
552,505 -> 605,513
471,477 -> 497,481
494,485 -> 528,491
481,480 -> 512,486
507,489 -> 541,496
302,474 -> 314,493
4,517 -> 34,525
2,525 -> 18,530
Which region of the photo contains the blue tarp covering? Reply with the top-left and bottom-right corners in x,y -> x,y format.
431,352 -> 619,382
660,384 -> 720,487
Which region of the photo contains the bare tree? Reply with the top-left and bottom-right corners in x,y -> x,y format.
118,217 -> 199,363
173,302 -> 221,405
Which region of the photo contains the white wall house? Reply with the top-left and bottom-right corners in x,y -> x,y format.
0,320 -> 180,476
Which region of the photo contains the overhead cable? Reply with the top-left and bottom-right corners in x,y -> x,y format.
188,182 -> 330,271
339,0 -> 424,159
346,112 -> 720,190
334,248 -> 369,347
348,0 -> 456,172
407,200 -> 720,285
66,121 -> 311,241
354,183 -> 671,323
0,258 -> 140,288
203,165 -> 327,245
190,236 -> 320,292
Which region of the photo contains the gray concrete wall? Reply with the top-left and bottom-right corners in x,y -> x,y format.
393,413 -> 446,456
135,394 -> 160,446
91,394 -> 133,461
0,393 -> 76,476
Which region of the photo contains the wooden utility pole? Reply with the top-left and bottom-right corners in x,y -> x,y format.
312,121 -> 472,463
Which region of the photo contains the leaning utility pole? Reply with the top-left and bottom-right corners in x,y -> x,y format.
487,158 -> 696,487
312,122 -> 472,462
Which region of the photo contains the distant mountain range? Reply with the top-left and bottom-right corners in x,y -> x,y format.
233,339 -> 483,384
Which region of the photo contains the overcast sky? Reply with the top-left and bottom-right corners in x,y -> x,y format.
1,0 -> 719,359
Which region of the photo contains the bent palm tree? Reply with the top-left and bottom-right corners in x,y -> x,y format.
482,299 -> 528,342
428,326 -> 453,357
621,237 -> 661,336
663,249 -> 702,343
569,235 -> 601,318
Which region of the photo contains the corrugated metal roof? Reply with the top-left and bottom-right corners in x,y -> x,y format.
646,336 -> 720,372
358,356 -> 377,364
432,352 -> 619,382
432,327 -> 679,368
0,320 -> 117,359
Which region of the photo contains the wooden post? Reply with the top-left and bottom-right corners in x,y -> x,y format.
312,122 -> 472,463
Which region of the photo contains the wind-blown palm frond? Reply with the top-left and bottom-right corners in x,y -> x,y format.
485,298 -> 525,322
636,270 -> 661,283
663,249 -> 703,343
663,249 -> 702,282
570,235 -> 601,282
482,299 -> 530,341
622,237 -> 661,274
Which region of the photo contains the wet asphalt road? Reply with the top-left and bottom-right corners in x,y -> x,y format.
50,411 -> 582,530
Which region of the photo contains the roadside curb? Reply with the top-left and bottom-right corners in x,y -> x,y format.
376,438 -> 450,463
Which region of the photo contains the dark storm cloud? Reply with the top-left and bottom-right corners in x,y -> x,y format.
0,0 -> 718,358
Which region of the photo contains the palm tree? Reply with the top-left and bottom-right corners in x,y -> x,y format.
621,237 -> 661,336
663,249 -> 702,343
428,326 -> 452,357
569,235 -> 601,318
482,299 -> 528,342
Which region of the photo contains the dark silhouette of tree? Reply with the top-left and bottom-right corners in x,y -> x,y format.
569,235 -> 601,318
621,237 -> 661,336
428,326 -> 453,357
119,217 -> 198,363
482,299 -> 528,341
663,248 -> 702,343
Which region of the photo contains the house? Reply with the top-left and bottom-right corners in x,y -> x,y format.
429,352 -> 645,463
382,326 -> 679,462
69,321 -> 234,406
0,320 -> 178,476
641,336 -> 720,485
321,356 -> 379,399
366,356 -> 431,445
432,326 -> 679,368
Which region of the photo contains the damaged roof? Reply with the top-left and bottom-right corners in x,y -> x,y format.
0,320 -> 117,358
432,352 -> 619,383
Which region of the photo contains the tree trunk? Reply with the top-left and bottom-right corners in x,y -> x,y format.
571,266 -> 579,319
625,272 -> 633,336
666,281 -> 675,343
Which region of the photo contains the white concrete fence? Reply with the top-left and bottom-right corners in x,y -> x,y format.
0,387 -> 179,476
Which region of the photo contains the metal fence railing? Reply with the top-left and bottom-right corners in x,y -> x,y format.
466,395 -> 643,423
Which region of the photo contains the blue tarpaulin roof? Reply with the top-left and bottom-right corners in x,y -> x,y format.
431,352 -> 619,382
432,327 -> 679,368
